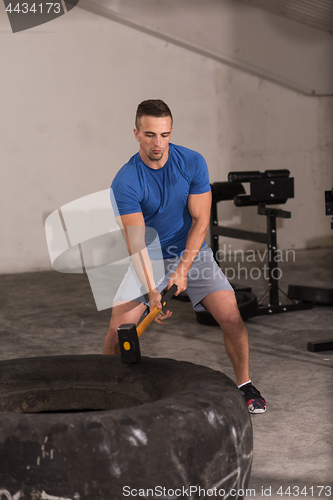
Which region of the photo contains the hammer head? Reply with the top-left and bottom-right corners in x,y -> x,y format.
118,323 -> 141,363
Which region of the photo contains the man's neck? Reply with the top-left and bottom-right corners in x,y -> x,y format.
139,147 -> 170,170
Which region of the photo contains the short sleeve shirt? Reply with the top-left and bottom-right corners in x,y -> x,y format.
111,143 -> 211,258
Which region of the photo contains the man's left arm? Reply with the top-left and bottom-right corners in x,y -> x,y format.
168,190 -> 212,293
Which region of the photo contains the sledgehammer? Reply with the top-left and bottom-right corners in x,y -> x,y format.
118,284 -> 178,364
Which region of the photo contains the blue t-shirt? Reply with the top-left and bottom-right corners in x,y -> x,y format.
111,143 -> 211,259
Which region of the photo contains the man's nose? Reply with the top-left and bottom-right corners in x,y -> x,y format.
154,136 -> 162,146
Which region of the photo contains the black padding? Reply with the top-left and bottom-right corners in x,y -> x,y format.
264,169 -> 290,178
288,285 -> 333,305
234,195 -> 258,207
228,171 -> 262,183
308,340 -> 333,352
211,182 -> 245,202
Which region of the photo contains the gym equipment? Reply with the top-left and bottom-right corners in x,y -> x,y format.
118,284 -> 177,363
288,188 -> 333,353
307,339 -> 333,352
326,188 -> 333,228
210,170 -> 313,317
288,285 -> 333,305
0,355 -> 253,500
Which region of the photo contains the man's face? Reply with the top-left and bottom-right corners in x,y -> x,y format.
134,115 -> 173,165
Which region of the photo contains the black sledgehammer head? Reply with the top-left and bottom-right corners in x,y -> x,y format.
118,323 -> 141,363
118,285 -> 178,364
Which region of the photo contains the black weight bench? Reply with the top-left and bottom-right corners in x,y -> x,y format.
209,169 -> 313,318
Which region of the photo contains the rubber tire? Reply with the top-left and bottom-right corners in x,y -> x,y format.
0,355 -> 253,500
196,291 -> 259,326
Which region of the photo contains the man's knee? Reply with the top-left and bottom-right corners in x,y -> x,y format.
211,301 -> 244,334
217,306 -> 244,332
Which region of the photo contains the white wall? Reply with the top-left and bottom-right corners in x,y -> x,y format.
213,68 -> 333,253
79,0 -> 333,95
0,4 -> 332,273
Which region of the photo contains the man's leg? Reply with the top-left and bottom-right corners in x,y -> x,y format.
200,290 -> 249,386
103,300 -> 147,355
201,289 -> 266,413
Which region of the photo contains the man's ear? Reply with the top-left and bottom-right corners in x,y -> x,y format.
133,128 -> 140,142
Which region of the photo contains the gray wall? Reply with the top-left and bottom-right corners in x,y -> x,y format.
79,0 -> 333,95
1,2 -> 332,274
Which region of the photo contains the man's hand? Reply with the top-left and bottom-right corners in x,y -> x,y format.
148,289 -> 172,325
168,268 -> 188,295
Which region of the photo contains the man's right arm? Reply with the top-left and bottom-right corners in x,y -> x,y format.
116,212 -> 163,312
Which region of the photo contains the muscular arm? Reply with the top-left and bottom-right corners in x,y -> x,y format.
116,212 -> 166,318
116,212 -> 157,293
168,190 -> 212,291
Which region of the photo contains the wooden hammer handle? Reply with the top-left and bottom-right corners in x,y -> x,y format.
136,284 -> 178,338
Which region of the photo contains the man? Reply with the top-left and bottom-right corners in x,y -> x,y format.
104,99 -> 266,414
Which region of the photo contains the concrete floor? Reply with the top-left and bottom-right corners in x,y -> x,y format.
0,247 -> 332,499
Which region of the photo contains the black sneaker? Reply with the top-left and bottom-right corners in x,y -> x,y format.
240,382 -> 266,414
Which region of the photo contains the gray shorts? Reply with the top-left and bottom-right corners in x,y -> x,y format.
113,244 -> 234,312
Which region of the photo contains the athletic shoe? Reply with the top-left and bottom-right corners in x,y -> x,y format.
240,382 -> 267,414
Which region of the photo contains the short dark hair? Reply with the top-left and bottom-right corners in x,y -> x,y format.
135,99 -> 173,130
